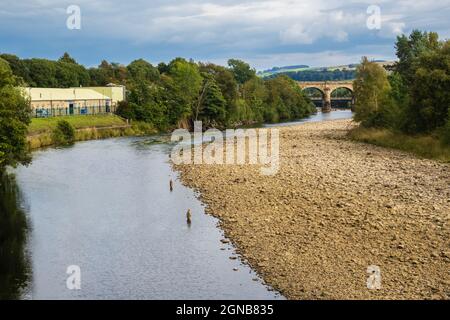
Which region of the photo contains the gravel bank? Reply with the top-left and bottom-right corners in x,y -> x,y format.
174,119 -> 449,300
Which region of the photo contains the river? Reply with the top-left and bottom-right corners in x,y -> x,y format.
1,110 -> 352,299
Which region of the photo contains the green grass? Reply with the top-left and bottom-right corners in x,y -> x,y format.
349,126 -> 450,163
27,117 -> 158,150
28,114 -> 128,135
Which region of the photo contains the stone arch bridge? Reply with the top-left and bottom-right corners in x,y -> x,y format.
298,81 -> 354,112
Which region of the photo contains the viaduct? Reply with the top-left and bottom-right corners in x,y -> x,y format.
297,81 -> 354,112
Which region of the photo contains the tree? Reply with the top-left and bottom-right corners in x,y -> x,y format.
127,59 -> 159,83
242,77 -> 268,122
228,59 -> 256,84
164,58 -> 202,126
264,75 -> 314,122
196,75 -> 227,127
157,62 -> 169,75
406,40 -> 450,132
0,58 -> 31,171
0,54 -> 32,85
23,58 -> 58,87
395,30 -> 440,86
353,57 -> 391,126
199,63 -> 238,124
58,52 -> 77,64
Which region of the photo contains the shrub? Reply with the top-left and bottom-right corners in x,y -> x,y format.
115,101 -> 136,120
52,120 -> 75,145
440,117 -> 450,146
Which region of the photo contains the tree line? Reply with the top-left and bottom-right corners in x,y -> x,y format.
0,54 -> 316,171
353,30 -> 450,144
0,53 -> 316,131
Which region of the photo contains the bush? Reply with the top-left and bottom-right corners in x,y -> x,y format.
440,118 -> 450,146
52,120 -> 75,145
115,101 -> 136,120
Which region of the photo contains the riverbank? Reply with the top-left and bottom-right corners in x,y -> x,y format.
174,119 -> 450,299
349,126 -> 450,163
27,115 -> 157,149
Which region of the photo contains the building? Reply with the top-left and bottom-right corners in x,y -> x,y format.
24,84 -> 126,117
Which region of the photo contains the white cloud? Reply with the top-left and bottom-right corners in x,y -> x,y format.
0,0 -> 449,68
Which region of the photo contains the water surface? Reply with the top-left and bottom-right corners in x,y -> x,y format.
14,138 -> 282,299
8,110 -> 353,299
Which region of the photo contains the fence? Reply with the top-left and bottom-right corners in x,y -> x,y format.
34,105 -> 116,118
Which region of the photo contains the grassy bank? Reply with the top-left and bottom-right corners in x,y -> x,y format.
28,114 -> 128,135
349,126 -> 450,162
27,115 -> 157,149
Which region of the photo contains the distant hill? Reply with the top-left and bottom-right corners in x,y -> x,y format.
258,61 -> 395,81
257,65 -> 309,77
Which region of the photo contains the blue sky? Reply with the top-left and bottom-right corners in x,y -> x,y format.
1,0 -> 449,70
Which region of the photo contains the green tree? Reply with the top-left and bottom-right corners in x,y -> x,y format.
58,52 -> 77,64
52,120 -> 75,146
164,58 -> 202,126
264,75 -> 314,122
242,77 -> 268,123
0,54 -> 32,85
353,57 -> 391,126
199,63 -> 238,124
195,75 -> 227,126
0,58 -> 31,171
228,59 -> 256,84
395,30 -> 440,86
127,59 -> 159,83
23,58 -> 58,87
406,40 -> 450,132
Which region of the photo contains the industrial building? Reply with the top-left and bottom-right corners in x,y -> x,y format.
24,84 -> 126,117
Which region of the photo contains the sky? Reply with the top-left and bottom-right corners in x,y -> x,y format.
0,0 -> 449,70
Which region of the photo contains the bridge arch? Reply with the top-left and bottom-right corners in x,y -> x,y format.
298,81 -> 354,112
330,86 -> 354,109
302,86 -> 325,97
330,86 -> 353,96
302,87 -> 326,108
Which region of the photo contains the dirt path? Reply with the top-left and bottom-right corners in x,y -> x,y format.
174,119 -> 449,299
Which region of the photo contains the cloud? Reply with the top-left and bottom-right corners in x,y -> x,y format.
0,0 -> 449,68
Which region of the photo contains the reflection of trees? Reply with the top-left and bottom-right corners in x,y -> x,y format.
0,172 -> 30,300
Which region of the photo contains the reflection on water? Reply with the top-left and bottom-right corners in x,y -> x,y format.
0,173 -> 30,299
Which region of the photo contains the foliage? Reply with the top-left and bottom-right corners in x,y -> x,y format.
405,40 -> 450,133
352,30 -> 450,157
196,75 -> 227,127
440,114 -> 450,146
267,69 -> 356,81
353,57 -> 392,127
51,120 -> 75,145
0,58 -> 31,171
1,52 -> 315,131
164,58 -> 203,126
228,59 -> 256,84
127,59 -> 160,83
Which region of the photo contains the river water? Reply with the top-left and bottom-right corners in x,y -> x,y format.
2,110 -> 352,299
